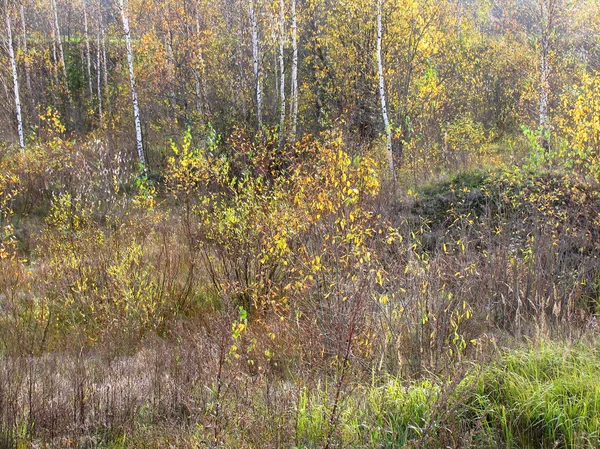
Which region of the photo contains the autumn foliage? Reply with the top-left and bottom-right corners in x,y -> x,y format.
1,0 -> 600,447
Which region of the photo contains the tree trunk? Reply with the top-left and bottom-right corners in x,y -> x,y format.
165,17 -> 176,113
250,0 -> 262,130
290,0 -> 298,141
5,5 -> 24,149
83,0 -> 93,102
100,10 -> 108,89
50,14 -> 60,98
376,0 -> 395,181
194,6 -> 209,121
118,0 -> 146,168
50,0 -> 70,97
96,2 -> 103,127
278,0 -> 286,144
539,0 -> 554,153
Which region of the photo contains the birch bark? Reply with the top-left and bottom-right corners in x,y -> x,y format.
83,0 -> 93,102
50,0 -> 69,95
278,0 -> 286,142
165,18 -> 176,111
290,0 -> 298,140
96,3 -> 103,126
376,0 -> 395,181
250,0 -> 262,130
100,12 -> 107,89
5,5 -> 24,148
50,13 -> 59,92
539,0 -> 554,152
118,0 -> 145,168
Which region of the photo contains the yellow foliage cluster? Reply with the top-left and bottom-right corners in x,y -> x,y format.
558,72 -> 600,183
166,130 -> 396,359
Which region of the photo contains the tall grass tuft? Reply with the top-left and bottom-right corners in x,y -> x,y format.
466,341 -> 600,448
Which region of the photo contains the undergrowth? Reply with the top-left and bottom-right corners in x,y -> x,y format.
1,132 -> 600,448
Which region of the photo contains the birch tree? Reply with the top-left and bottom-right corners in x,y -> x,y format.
376,0 -> 395,181
50,19 -> 59,102
278,0 -> 286,142
5,1 -> 24,148
250,0 -> 262,130
100,5 -> 107,89
118,0 -> 146,168
193,4 -> 208,120
165,15 -> 176,112
96,1 -> 103,126
538,0 -> 559,152
50,0 -> 69,96
82,0 -> 93,102
290,0 -> 298,140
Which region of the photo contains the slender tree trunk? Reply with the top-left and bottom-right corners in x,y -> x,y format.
83,0 -> 93,102
98,0 -> 109,119
539,0 -> 553,153
165,18 -> 176,112
50,16 -> 59,90
5,6 -> 24,149
376,0 -> 395,181
236,12 -> 248,121
194,8 -> 209,119
100,12 -> 107,89
278,0 -> 286,144
539,37 -> 549,148
118,0 -> 146,168
290,0 -> 298,141
96,4 -> 103,127
250,0 -> 262,130
50,0 -> 69,95
274,40 -> 279,102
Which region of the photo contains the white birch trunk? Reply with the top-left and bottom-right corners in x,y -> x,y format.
278,0 -> 286,141
5,6 -> 24,149
50,0 -> 69,94
290,0 -> 298,141
376,0 -> 395,181
50,17 -> 59,88
96,6 -> 103,126
539,0 -> 551,152
118,0 -> 145,168
100,10 -> 107,89
250,0 -> 262,130
165,18 -> 176,110
83,0 -> 93,102
539,39 -> 549,140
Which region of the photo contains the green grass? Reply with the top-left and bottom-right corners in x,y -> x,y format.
418,168 -> 490,199
468,342 -> 600,448
293,341 -> 600,448
295,377 -> 439,448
